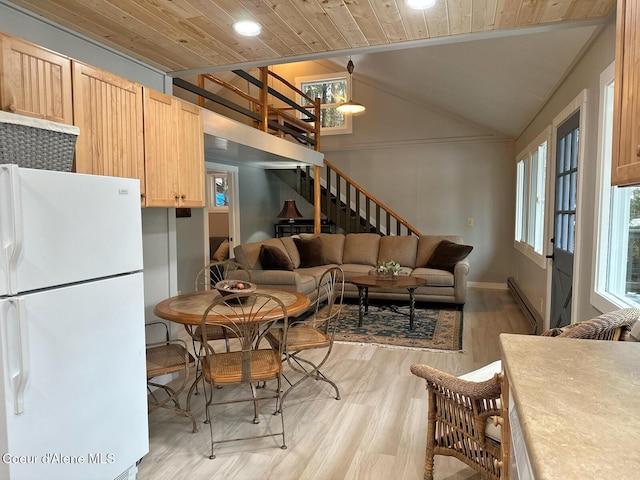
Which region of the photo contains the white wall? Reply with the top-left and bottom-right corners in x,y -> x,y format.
176,208 -> 206,295
512,17 -> 617,325
141,209 -> 176,320
237,165 -> 283,243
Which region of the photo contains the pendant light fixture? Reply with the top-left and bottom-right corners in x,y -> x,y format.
337,57 -> 365,115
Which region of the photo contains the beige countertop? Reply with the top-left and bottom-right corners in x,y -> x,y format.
500,333 -> 640,479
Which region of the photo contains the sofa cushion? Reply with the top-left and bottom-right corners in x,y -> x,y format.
427,240 -> 473,272
340,264 -> 377,282
234,238 -> 287,270
343,233 -> 381,266
416,235 -> 464,268
300,233 -> 345,264
411,268 -> 454,287
295,273 -> 318,296
212,238 -> 230,261
279,236 -> 301,268
293,236 -> 325,267
259,245 -> 294,271
378,235 -> 418,268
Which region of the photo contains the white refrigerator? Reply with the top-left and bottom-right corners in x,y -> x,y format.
0,164 -> 149,479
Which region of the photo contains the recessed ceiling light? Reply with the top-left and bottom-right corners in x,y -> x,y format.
233,20 -> 262,36
405,0 -> 436,9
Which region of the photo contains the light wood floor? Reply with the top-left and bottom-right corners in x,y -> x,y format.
138,288 -> 531,480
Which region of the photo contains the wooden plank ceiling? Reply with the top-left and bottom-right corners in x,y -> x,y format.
11,0 -> 615,74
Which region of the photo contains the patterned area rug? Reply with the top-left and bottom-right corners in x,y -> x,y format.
334,302 -> 463,351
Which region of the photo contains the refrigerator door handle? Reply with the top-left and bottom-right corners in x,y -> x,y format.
1,298 -> 30,414
0,165 -> 24,294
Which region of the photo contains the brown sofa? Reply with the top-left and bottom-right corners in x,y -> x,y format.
232,233 -> 470,306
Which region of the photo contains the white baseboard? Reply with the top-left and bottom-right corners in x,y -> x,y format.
468,281 -> 508,290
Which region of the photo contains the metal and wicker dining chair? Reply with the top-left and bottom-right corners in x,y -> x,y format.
187,260 -> 253,395
145,321 -> 197,433
199,292 -> 289,459
194,259 -> 251,292
265,266 -> 345,406
410,307 -> 640,480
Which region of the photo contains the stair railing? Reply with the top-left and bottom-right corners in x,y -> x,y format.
298,160 -> 420,237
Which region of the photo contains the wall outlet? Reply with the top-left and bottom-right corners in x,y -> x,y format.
467,217 -> 474,227
539,298 -> 544,312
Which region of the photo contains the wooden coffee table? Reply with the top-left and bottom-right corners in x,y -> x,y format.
350,275 -> 428,331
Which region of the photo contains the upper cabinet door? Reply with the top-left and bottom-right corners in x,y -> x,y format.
0,34 -> 73,125
72,62 -> 145,200
612,0 -> 640,186
143,88 -> 179,207
143,89 -> 205,208
176,99 -> 205,208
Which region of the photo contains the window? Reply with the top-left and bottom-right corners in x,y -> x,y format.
296,73 -> 352,135
515,159 -> 528,243
514,128 -> 550,265
530,142 -> 548,253
593,62 -> 640,310
208,172 -> 228,212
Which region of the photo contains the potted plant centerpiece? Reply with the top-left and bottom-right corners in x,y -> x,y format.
375,260 -> 401,280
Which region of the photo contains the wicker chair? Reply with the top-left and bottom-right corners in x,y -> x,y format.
199,292 -> 288,459
187,260 -> 252,396
145,322 -> 197,433
410,307 -> 640,480
265,266 -> 345,406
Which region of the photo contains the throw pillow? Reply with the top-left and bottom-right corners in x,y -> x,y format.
212,239 -> 230,262
293,236 -> 325,267
426,240 -> 473,272
259,245 -> 294,271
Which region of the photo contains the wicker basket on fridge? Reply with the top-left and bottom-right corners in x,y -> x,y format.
0,111 -> 79,172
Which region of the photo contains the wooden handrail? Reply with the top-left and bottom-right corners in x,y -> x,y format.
323,159 -> 421,236
201,74 -> 260,106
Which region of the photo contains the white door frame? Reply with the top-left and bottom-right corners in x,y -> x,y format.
204,161 -> 241,260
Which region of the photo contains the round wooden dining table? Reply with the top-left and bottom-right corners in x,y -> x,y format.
153,287 -> 311,412
153,287 -> 311,326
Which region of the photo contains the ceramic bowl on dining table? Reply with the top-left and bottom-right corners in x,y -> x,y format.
214,279 -> 257,299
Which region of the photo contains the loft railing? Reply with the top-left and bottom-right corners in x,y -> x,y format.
173,68 -> 321,150
297,159 -> 421,237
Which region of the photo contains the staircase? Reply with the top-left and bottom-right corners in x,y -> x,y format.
279,160 -> 420,237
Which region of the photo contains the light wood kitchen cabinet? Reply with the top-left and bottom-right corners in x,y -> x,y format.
0,33 -> 73,124
72,61 -> 145,202
143,88 -> 204,208
611,0 -> 640,186
176,99 -> 205,207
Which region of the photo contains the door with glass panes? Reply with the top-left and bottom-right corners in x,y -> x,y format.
549,111 -> 580,328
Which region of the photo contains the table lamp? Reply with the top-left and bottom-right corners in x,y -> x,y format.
277,199 -> 302,223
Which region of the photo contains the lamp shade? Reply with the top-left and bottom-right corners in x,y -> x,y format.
277,200 -> 303,222
337,100 -> 366,114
